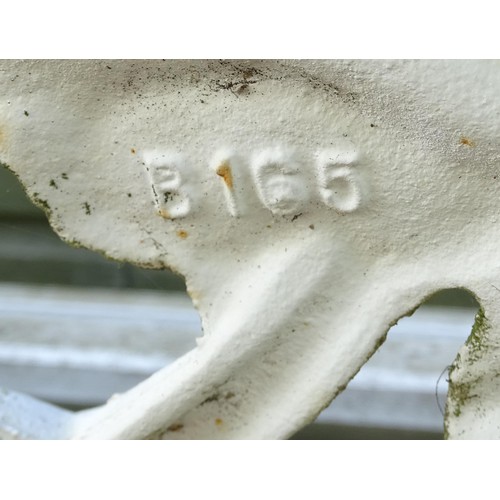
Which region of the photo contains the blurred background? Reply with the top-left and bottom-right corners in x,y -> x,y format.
0,163 -> 479,439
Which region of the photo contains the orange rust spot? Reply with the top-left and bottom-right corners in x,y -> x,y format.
158,209 -> 171,219
216,161 -> 234,189
215,418 -> 223,426
460,136 -> 475,147
167,423 -> 184,432
131,148 -> 136,154
177,230 -> 188,239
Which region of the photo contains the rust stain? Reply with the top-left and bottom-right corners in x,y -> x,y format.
167,423 -> 184,432
460,136 -> 475,147
131,148 -> 136,154
158,209 -> 171,219
215,418 -> 223,426
216,161 -> 234,189
177,229 -> 188,239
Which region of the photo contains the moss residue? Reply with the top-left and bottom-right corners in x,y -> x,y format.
466,307 -> 489,362
447,373 -> 475,418
31,192 -> 53,218
83,202 -> 92,215
445,308 -> 488,434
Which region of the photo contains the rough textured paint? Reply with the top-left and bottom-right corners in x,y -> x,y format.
1,60 -> 500,439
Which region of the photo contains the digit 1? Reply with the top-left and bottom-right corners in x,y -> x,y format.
210,150 -> 247,217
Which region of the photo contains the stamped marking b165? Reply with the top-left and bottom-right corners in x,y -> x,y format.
144,146 -> 365,218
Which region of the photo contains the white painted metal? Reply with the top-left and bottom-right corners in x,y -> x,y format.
1,60 -> 499,439
0,283 -> 476,433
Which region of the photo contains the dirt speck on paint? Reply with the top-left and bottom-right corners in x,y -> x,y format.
167,423 -> 184,432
